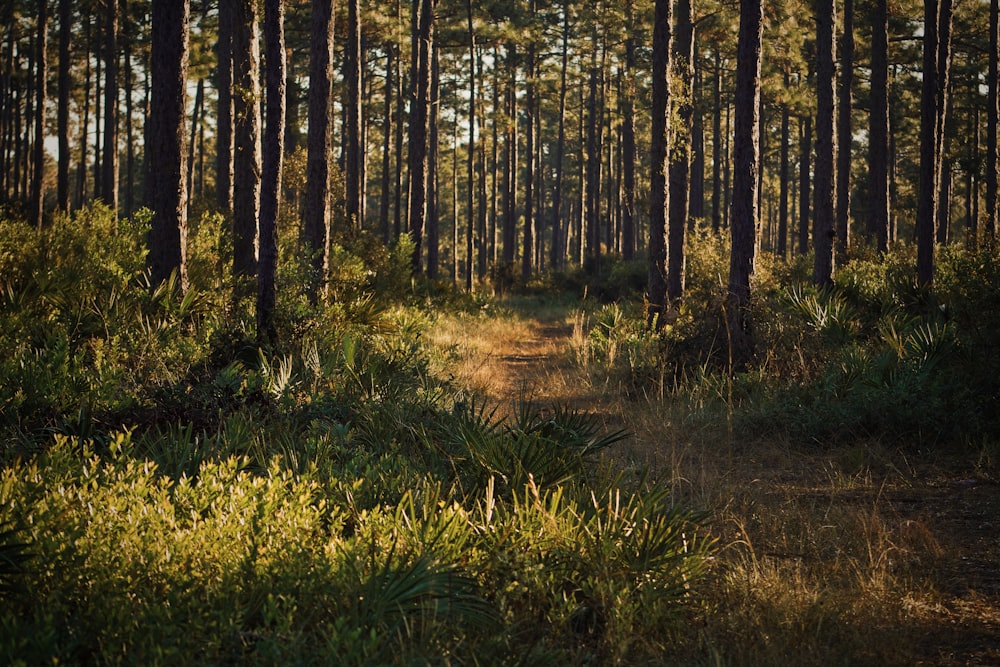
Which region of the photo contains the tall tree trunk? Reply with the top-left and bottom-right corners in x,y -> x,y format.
727,0 -> 763,365
103,0 -> 119,212
393,0 -> 404,240
465,0 -> 476,291
303,0 -> 335,299
648,0 -> 671,327
501,45 -> 518,266
380,44 -> 394,244
987,0 -> 999,240
522,2 -> 536,281
407,0 -> 435,272
427,39 -> 440,279
869,0 -> 891,252
186,77 -> 204,214
92,29 -> 102,201
551,4 -> 571,269
621,0 -> 637,261
123,1 -> 136,216
917,0 -> 953,286
258,0 -> 285,342
668,0 -> 694,303
31,0 -> 47,230
585,45 -> 603,286
146,0 -> 190,290
77,16 -> 91,208
232,0 -> 261,280
690,47 -> 705,223
813,0 -> 837,287
778,73 -> 790,260
711,52 -> 722,233
57,0 -> 71,212
216,0 -> 233,213
799,115 -> 812,254
836,0 -> 853,254
345,0 -> 362,229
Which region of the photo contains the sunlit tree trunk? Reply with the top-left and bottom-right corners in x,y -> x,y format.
836,0 -> 853,255
407,0 -> 435,272
345,0 -> 362,229
668,0 -> 694,303
146,0 -> 190,290
303,0 -> 335,299
727,0 -> 763,365
648,0 -> 671,327
103,0 -> 119,212
813,0 -> 837,287
217,0 -> 233,213
987,0 -> 999,240
232,0 -> 261,281
31,0 -> 47,230
869,0 -> 890,252
258,0 -> 285,343
57,0 -> 71,213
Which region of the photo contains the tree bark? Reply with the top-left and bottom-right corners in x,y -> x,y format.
778,73 -> 790,260
146,0 -> 190,290
303,0 -> 335,299
869,0 -> 890,252
31,0 -> 47,230
814,0 -> 837,287
987,0 -> 999,240
407,0 -> 435,273
344,0 -> 363,229
379,45 -> 394,244
258,0 -> 285,343
57,0 -> 71,212
427,38 -> 440,278
711,52 -> 722,234
103,0 -> 119,212
232,0 -> 261,280
836,0 -> 853,255
917,0 -> 953,286
465,0 -> 476,291
621,0 -> 637,261
727,0 -> 763,366
799,115 -> 812,254
668,0 -> 694,303
522,2 -> 536,281
551,4 -> 571,269
648,0 -> 671,327
216,0 -> 233,213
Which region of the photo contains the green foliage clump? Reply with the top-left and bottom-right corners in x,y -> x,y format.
0,206 -> 714,664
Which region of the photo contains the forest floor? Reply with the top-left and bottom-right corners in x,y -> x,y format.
431,294 -> 1000,665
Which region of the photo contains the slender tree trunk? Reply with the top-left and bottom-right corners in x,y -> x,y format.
987,0 -> 999,240
258,0 -> 285,342
668,0 -> 694,303
103,0 -> 119,212
522,3 -> 536,281
836,0 -> 853,255
407,0 -> 435,272
711,52 -> 722,233
502,45 -> 518,266
232,0 -> 261,280
427,38 -> 440,279
57,0 -> 71,212
648,0 -> 671,327
917,0 -> 953,286
621,0 -> 637,261
727,0 -> 763,365
393,1 -> 404,240
799,115 -> 812,254
869,0 -> 890,251
92,29 -> 102,201
778,73 -> 790,260
465,0 -> 476,291
380,45 -> 394,243
217,0 -> 233,213
186,77 -> 204,214
551,4 -> 570,269
77,17 -> 91,208
123,1 -> 136,216
303,0 -> 335,299
345,0 -> 362,229
690,47 -> 705,223
146,0 -> 190,290
585,46 -> 603,286
31,0 -> 47,230
814,0 -> 837,286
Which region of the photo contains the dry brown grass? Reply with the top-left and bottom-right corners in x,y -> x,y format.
429,295 -> 1000,666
